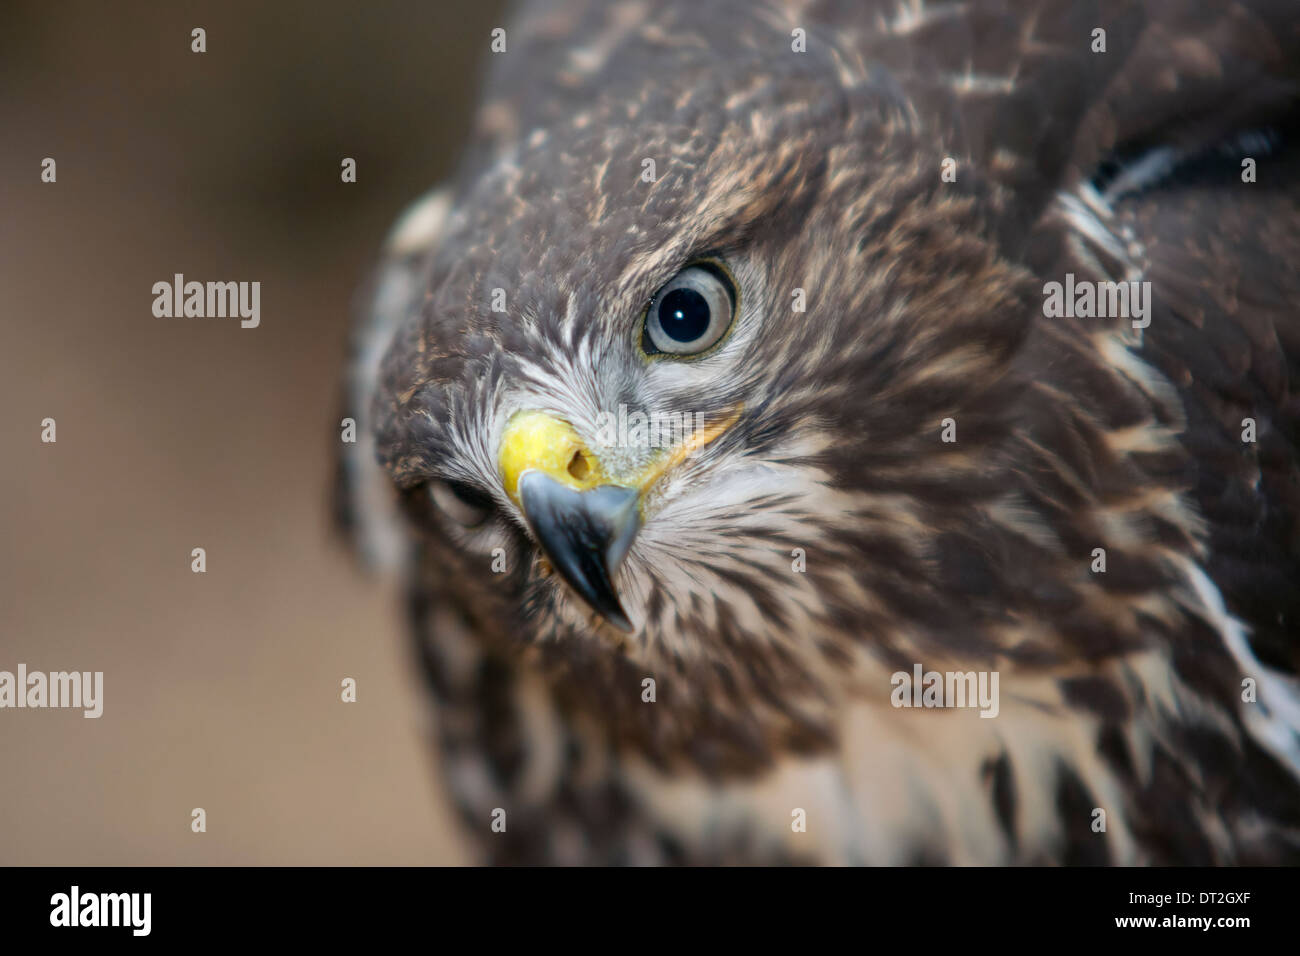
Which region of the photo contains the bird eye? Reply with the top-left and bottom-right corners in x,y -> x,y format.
642,262 -> 736,357
428,479 -> 493,528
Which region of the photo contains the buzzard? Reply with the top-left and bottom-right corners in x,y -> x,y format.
340,0 -> 1300,864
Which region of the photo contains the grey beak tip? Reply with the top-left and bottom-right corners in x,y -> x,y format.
517,472 -> 641,631
605,608 -> 635,633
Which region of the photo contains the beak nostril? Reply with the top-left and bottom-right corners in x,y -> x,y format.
568,450 -> 591,481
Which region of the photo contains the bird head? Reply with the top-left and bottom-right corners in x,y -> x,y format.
369,13 -> 1043,753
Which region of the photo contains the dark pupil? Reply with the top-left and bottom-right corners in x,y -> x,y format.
658,288 -> 711,342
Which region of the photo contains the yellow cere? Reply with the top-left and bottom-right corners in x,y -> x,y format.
498,405 -> 744,506
499,410 -> 609,503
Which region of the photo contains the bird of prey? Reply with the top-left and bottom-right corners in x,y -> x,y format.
339,0 -> 1300,864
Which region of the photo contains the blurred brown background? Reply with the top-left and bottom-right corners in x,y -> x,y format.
0,0 -> 507,864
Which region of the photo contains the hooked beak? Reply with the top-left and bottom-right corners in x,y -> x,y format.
498,407 -> 740,631
516,472 -> 639,632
